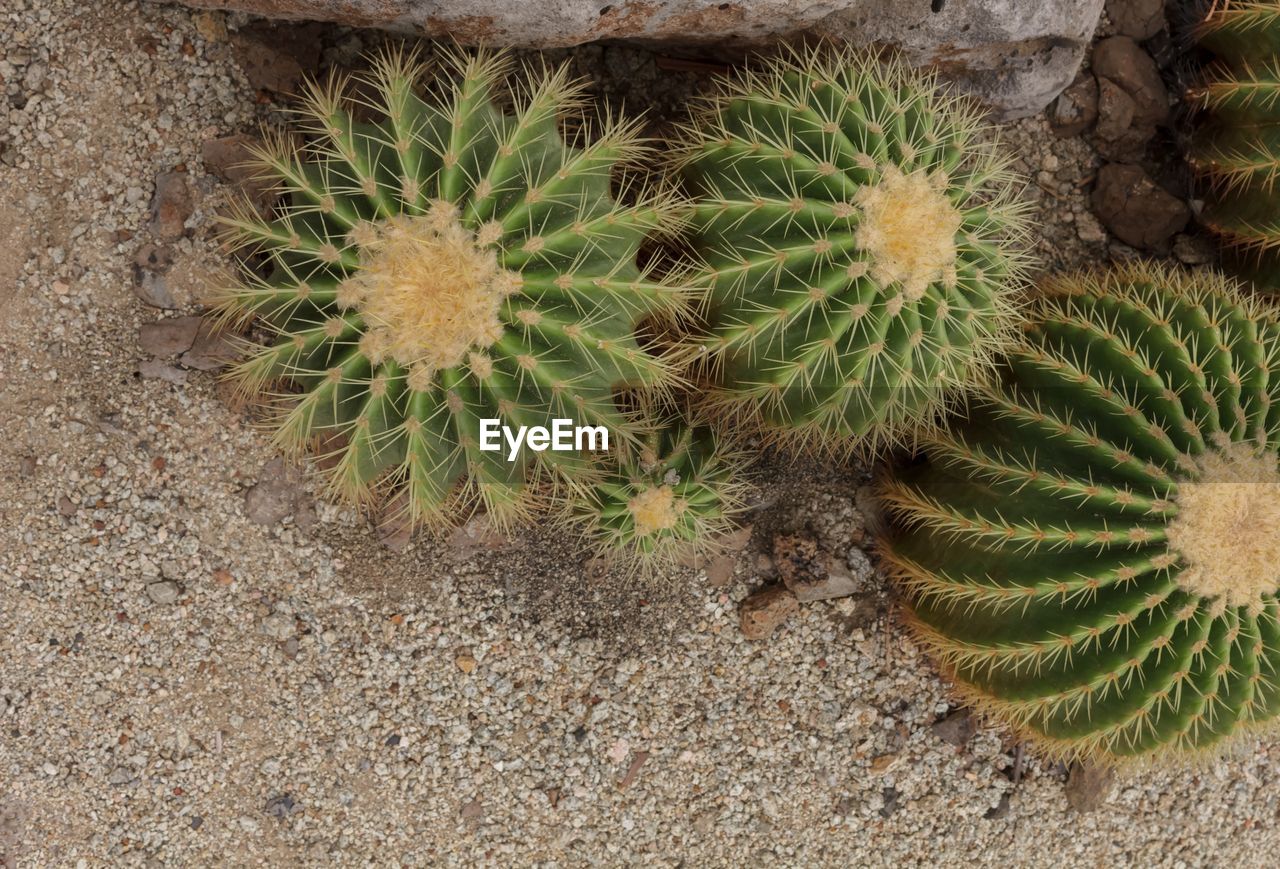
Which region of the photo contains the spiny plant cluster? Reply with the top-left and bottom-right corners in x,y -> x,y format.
878,263 -> 1280,763
215,49 -> 691,530
676,45 -> 1033,455
202,34 -> 1280,770
211,43 -> 1033,570
1190,0 -> 1280,289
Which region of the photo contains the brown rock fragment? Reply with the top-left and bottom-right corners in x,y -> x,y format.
230,22 -> 321,94
139,316 -> 201,357
1091,163 -> 1189,251
679,524 -> 752,587
1105,0 -> 1164,40
178,322 -> 237,371
774,534 -> 861,602
739,586 -> 798,640
1091,36 -> 1169,126
1065,761 -> 1116,813
1049,73 -> 1098,138
149,172 -> 192,241
201,133 -> 278,215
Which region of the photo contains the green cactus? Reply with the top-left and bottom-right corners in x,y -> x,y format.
569,409 -> 749,572
212,49 -> 691,530
675,45 -> 1033,455
877,263 -> 1280,763
1190,0 -> 1280,289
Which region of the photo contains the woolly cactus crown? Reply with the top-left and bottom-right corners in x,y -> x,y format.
213,48 -> 692,530
879,263 -> 1280,763
676,44 -> 1033,455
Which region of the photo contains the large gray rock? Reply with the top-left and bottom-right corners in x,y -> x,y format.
162,0 -> 1104,118
817,0 -> 1106,119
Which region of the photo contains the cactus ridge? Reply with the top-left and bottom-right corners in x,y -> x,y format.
1191,1 -> 1280,287
674,43 -> 1033,456
879,263 -> 1280,763
211,47 -> 694,530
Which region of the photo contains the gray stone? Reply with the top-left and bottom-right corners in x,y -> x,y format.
797,564 -> 858,602
265,794 -> 300,818
931,710 -> 977,747
818,0 -> 1105,119
243,459 -> 310,527
133,268 -> 176,309
139,317 -> 201,357
844,547 -> 874,584
137,360 -> 189,385
133,243 -> 176,309
983,793 -> 1011,821
22,61 -> 47,93
154,0 -> 1105,119
774,533 -> 867,602
145,580 -> 181,605
260,613 -> 296,640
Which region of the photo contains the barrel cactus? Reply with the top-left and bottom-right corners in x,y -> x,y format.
213,49 -> 690,529
1189,0 -> 1280,289
676,45 -> 1033,454
878,263 -> 1280,763
570,411 -> 748,572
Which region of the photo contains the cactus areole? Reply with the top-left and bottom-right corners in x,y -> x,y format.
880,264 -> 1280,762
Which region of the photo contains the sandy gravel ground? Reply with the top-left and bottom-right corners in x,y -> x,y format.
2,0 -> 1279,865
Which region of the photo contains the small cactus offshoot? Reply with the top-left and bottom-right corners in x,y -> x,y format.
569,411 -> 749,572
878,263 -> 1280,763
676,45 -> 1033,454
213,49 -> 690,529
1190,0 -> 1280,289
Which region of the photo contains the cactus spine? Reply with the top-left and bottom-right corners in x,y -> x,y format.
213,49 -> 690,529
676,45 -> 1033,454
878,263 -> 1280,762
